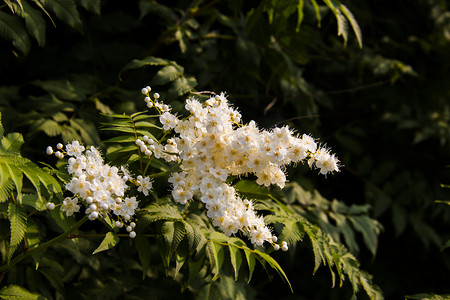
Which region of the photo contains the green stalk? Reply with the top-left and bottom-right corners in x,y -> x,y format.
0,215 -> 88,274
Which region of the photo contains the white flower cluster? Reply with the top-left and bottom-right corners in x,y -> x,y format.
138,89 -> 340,249
46,141 -> 153,238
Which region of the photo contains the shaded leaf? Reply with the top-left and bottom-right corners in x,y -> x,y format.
0,11 -> 31,55
92,232 -> 120,255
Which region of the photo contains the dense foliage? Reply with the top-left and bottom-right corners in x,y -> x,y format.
0,0 -> 450,299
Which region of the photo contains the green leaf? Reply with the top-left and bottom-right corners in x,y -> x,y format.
103,136 -> 137,143
243,247 -> 255,283
0,177 -> 14,203
120,56 -> 170,79
209,241 -> 224,279
8,202 -> 27,248
0,112 -> 4,138
228,244 -> 242,280
167,76 -> 197,98
12,2 -> 46,47
340,4 -> 362,48
0,11 -> 31,55
49,209 -> 76,232
0,284 -> 46,300
92,232 -> 120,255
5,164 -> 23,201
349,216 -> 380,256
310,0 -> 322,27
134,235 -> 151,279
280,219 -> 304,244
0,132 -> 24,154
296,0 -> 304,32
151,65 -> 183,86
19,194 -> 46,211
42,0 -> 82,31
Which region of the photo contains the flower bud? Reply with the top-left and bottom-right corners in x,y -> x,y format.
89,211 -> 99,220
46,146 -> 53,155
46,202 -> 55,210
129,231 -> 136,238
56,143 -> 63,149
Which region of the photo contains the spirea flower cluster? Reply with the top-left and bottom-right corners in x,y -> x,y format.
136,88 -> 340,249
46,142 -> 153,238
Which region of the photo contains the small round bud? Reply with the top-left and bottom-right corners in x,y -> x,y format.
271,236 -> 278,243
153,92 -> 160,99
162,104 -> 169,111
273,244 -> 280,251
126,226 -> 132,232
124,214 -> 131,221
89,211 -> 99,220
137,175 -> 143,181
141,88 -> 148,95
144,97 -> 151,103
144,149 -> 152,156
46,146 -> 54,155
146,86 -> 151,91
89,204 -> 97,211
281,245 -> 289,252
123,176 -> 129,181
281,241 -> 287,247
55,151 -> 64,159
56,143 -> 63,149
86,197 -> 94,204
140,145 -> 148,152
135,139 -> 142,146
147,102 -> 154,108
142,135 -> 149,142
115,221 -> 123,228
100,203 -> 109,210
130,222 -> 136,228
115,197 -> 122,204
129,231 -> 136,238
46,202 -> 55,210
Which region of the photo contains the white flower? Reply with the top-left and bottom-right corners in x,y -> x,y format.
137,176 -> 153,196
61,197 -> 80,216
65,141 -> 85,158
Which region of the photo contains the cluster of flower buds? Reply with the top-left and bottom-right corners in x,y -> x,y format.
46,141 -> 152,238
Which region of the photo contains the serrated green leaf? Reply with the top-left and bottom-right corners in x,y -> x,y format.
0,284 -> 46,300
349,216 -> 380,256
0,177 -> 14,203
19,194 -> 46,211
134,235 -> 151,279
103,136 -> 137,143
151,65 -> 183,86
12,2 -> 46,47
280,219 -> 304,244
167,76 -> 197,98
120,56 -> 170,79
340,4 -> 362,48
243,248 -> 255,283
228,244 -> 242,280
42,0 -> 82,31
209,241 -> 224,279
133,121 -> 160,128
8,202 -> 27,247
0,11 -> 31,55
0,132 -> 24,154
296,0 -> 304,32
92,232 -> 120,255
5,164 -> 23,201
